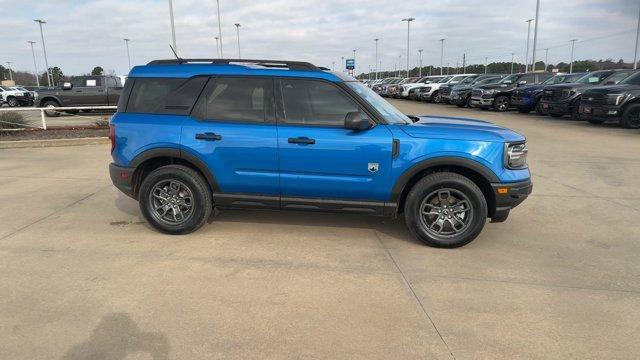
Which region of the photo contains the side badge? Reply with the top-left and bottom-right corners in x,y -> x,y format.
368,163 -> 379,173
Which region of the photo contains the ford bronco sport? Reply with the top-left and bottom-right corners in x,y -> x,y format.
109,59 -> 532,248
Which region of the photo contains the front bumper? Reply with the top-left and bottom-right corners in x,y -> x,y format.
490,179 -> 533,222
579,104 -> 622,121
109,162 -> 136,199
540,99 -> 571,115
470,97 -> 494,108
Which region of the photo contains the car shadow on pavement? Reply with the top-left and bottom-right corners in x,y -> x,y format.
62,312 -> 169,360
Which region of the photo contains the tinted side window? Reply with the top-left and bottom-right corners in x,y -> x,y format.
605,72 -> 633,85
280,79 -> 359,126
535,74 -> 552,83
197,77 -> 270,123
519,74 -> 536,84
126,77 -> 207,115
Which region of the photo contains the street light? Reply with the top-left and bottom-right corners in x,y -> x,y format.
634,3 -> 640,69
569,39 -> 577,73
484,57 -> 488,74
374,38 -> 379,80
524,19 -> 534,72
27,41 -> 40,87
234,23 -> 241,58
418,49 -> 423,77
123,38 -> 131,70
544,48 -> 549,71
167,0 -> 178,54
531,0 -> 541,71
510,52 -> 515,74
215,36 -> 220,57
401,18 -> 415,77
353,49 -> 357,75
6,62 -> 13,82
34,19 -> 52,87
216,0 -> 224,57
439,38 -> 446,75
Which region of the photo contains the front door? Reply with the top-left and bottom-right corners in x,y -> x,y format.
181,76 -> 280,208
275,78 -> 393,204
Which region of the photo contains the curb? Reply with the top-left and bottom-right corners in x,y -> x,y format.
0,137 -> 109,149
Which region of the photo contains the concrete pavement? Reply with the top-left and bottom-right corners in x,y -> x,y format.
0,101 -> 638,359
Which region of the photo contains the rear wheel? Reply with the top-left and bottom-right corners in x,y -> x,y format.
405,172 -> 487,248
6,97 -> 19,107
493,95 -> 510,112
620,103 -> 640,129
139,165 -> 212,235
43,100 -> 61,117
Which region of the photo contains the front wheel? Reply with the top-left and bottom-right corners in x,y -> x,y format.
404,172 -> 488,248
431,91 -> 441,103
6,97 -> 20,107
493,95 -> 510,112
43,100 -> 61,117
620,104 -> 640,129
139,165 -> 212,235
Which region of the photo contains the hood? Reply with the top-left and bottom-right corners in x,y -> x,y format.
544,83 -> 592,91
516,84 -> 545,93
476,83 -> 513,91
582,84 -> 640,95
400,116 -> 525,143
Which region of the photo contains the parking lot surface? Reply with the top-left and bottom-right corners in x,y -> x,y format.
1,100 -> 639,359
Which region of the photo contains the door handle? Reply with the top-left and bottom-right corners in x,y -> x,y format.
195,132 -> 222,141
288,137 -> 315,145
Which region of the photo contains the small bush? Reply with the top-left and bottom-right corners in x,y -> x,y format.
0,111 -> 29,131
94,118 -> 110,128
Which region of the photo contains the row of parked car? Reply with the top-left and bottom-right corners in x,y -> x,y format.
364,69 -> 640,129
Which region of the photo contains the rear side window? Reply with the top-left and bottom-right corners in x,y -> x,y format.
196,77 -> 271,123
125,77 -> 207,115
279,79 -> 359,126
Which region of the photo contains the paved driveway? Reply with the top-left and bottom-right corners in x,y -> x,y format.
0,101 -> 638,359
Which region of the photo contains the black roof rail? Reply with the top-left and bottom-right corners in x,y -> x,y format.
147,58 -> 321,71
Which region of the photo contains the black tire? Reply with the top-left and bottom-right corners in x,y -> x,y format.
431,91 -> 440,103
138,165 -> 212,235
534,99 -> 545,115
517,106 -> 531,114
465,94 -> 472,108
549,113 -> 563,118
586,118 -> 605,125
570,101 -> 581,120
620,103 -> 640,129
493,95 -> 510,112
6,97 -> 20,107
404,172 -> 488,248
43,100 -> 61,117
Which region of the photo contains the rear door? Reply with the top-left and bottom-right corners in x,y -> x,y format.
181,76 -> 280,208
275,78 -> 393,206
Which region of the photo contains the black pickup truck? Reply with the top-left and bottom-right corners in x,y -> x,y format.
580,71 -> 640,128
36,75 -> 123,116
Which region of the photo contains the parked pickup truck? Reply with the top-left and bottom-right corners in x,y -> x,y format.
36,75 -> 123,116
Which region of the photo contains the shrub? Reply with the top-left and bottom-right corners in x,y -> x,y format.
0,111 -> 29,131
94,118 -> 110,128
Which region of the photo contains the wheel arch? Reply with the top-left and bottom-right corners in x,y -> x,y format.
39,96 -> 61,107
390,157 -> 499,217
129,148 -> 219,197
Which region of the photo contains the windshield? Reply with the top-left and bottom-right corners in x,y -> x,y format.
575,72 -> 610,84
459,76 -> 477,85
346,82 -> 411,124
620,72 -> 640,85
438,76 -> 453,83
499,75 -> 519,84
449,76 -> 468,84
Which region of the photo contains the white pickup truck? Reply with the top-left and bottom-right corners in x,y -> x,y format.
400,76 -> 446,99
416,74 -> 472,103
0,86 -> 35,107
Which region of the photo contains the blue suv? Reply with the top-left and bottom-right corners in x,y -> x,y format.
109,59 -> 532,248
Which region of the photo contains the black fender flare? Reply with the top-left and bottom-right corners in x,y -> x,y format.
388,156 -> 499,204
39,95 -> 62,106
129,147 -> 220,192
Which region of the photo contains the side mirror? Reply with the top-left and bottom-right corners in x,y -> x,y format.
344,112 -> 373,131
63,82 -> 72,90
518,80 -> 527,86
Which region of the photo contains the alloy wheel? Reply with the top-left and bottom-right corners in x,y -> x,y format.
148,179 -> 194,225
419,188 -> 473,238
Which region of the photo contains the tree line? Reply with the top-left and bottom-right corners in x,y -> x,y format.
0,65 -> 113,87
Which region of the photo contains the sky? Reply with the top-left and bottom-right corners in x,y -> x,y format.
0,0 -> 638,76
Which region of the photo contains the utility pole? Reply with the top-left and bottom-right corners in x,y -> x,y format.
34,19 -> 51,87
27,41 -> 40,87
418,49 -> 423,77
569,39 -> 577,73
544,48 -> 549,71
341,56 -> 344,73
439,38 -> 445,75
462,53 -> 466,74
374,38 -> 379,80
484,57 -> 488,74
634,3 -> 640,69
215,36 -> 220,57
401,18 -> 415,78
531,0 -> 541,72
167,0 -> 178,54
216,0 -> 224,57
353,49 -> 357,75
524,19 -> 534,72
234,23 -> 241,58
6,62 -> 13,81
123,38 -> 131,70
511,52 -> 515,74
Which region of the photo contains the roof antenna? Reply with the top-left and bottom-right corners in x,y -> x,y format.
169,44 -> 181,60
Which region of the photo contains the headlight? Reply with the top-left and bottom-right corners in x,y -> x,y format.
505,142 -> 528,169
606,93 -> 627,106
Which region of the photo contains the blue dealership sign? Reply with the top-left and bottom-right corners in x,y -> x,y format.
346,59 -> 355,70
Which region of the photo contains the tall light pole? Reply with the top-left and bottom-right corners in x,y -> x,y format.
234,23 -> 241,58
34,19 -> 51,87
216,0 -> 224,57
374,38 -> 379,80
462,53 -> 466,74
27,41 -> 40,87
511,52 -> 515,74
544,48 -> 549,71
332,61 -> 335,71
524,19 -> 534,72
402,17 -> 415,77
123,38 -> 131,70
484,57 -> 488,74
341,56 -> 344,73
6,62 -> 13,82
418,49 -> 423,77
353,49 -> 357,75
167,0 -> 178,54
439,38 -> 445,75
569,39 -> 577,73
634,3 -> 640,69
215,36 -> 220,57
531,0 -> 541,72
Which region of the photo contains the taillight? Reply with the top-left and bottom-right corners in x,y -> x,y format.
108,124 -> 115,153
